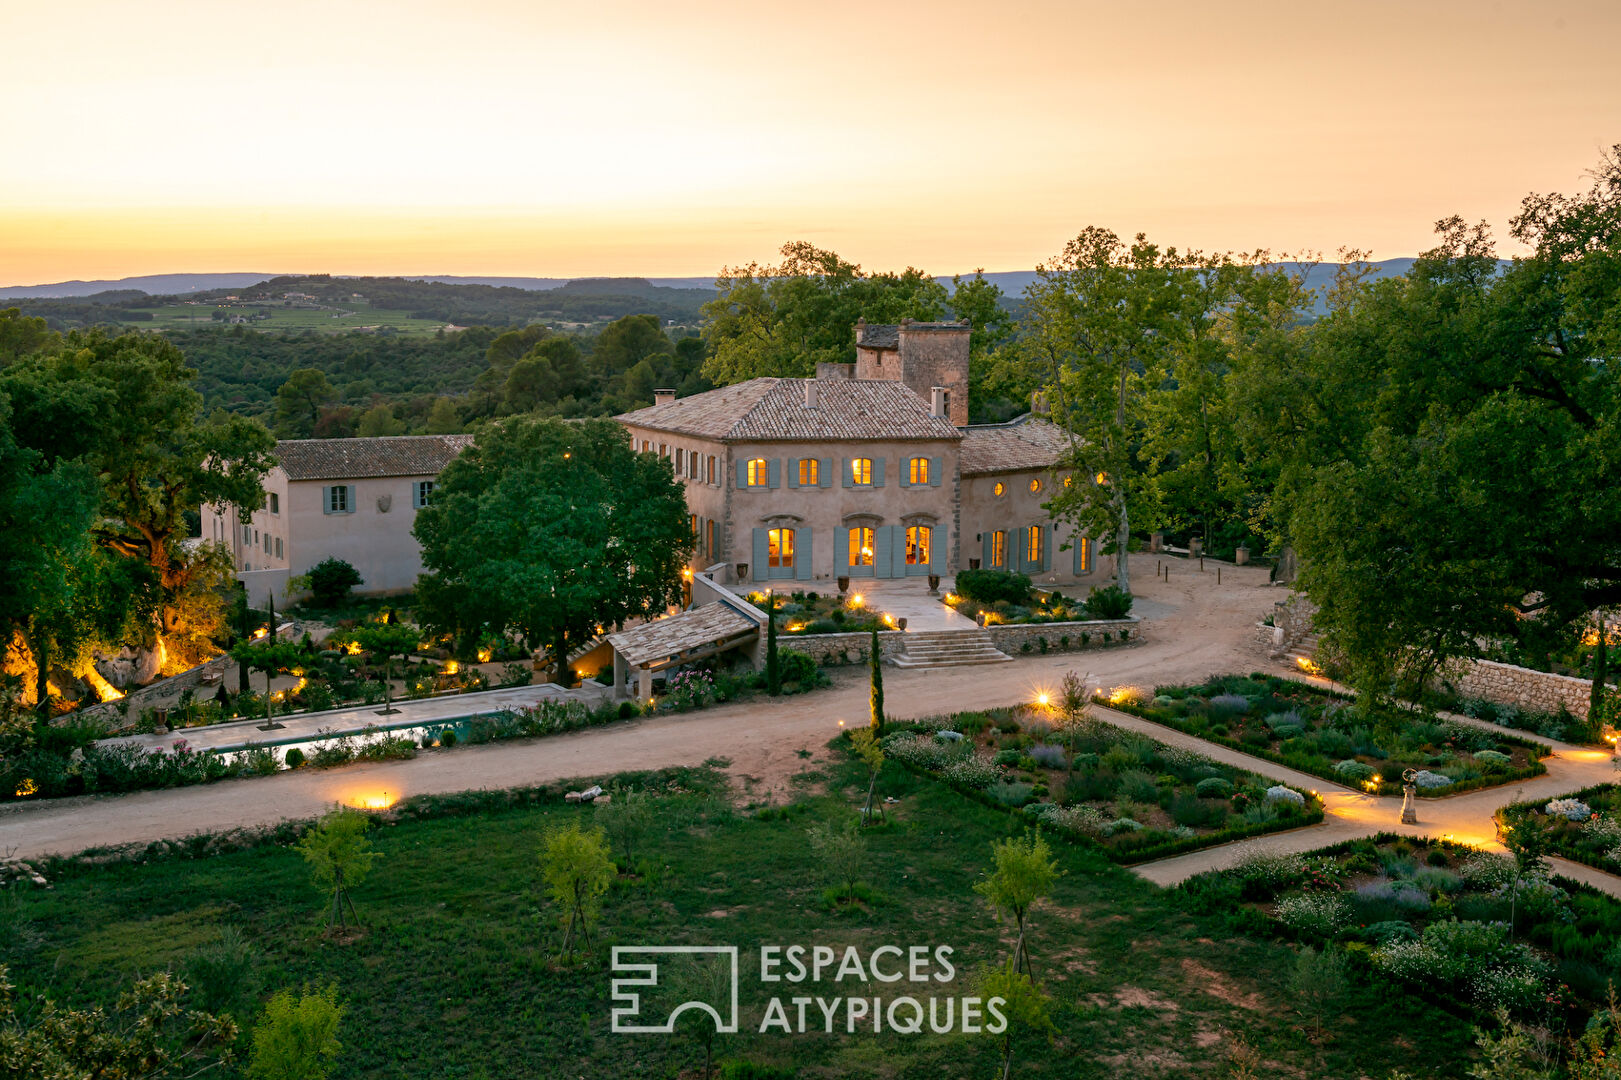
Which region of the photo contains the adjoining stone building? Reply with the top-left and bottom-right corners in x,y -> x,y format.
616,322 -> 1102,587
200,434 -> 472,607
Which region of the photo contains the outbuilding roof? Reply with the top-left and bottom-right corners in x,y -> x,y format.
607,604 -> 758,669
617,378 -> 960,442
958,417 -> 1073,475
274,435 -> 474,481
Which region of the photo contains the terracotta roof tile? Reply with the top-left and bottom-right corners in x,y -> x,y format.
617,378 -> 960,442
959,418 -> 1073,475
607,604 -> 756,668
275,435 -> 474,481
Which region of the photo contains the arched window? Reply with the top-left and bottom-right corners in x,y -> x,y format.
850,458 -> 873,486
768,528 -> 795,569
906,525 -> 932,566
848,526 -> 875,566
747,458 -> 769,486
909,457 -> 929,485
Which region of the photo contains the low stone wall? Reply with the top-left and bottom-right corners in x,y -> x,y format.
1447,659 -> 1607,722
985,617 -> 1141,655
783,631 -> 906,666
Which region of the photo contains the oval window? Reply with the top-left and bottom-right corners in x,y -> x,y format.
993,482 -> 1005,497
1028,478 -> 1041,494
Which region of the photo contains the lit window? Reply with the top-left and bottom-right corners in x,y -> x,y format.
909,457 -> 929,485
1076,536 -> 1091,573
691,513 -> 699,538
706,519 -> 717,555
1096,472 -> 1107,485
414,480 -> 434,508
848,527 -> 875,566
1063,475 -> 1073,488
906,526 -> 931,566
799,459 -> 819,486
747,458 -> 769,486
851,458 -> 872,485
991,530 -> 1006,569
993,482 -> 1005,498
1029,478 -> 1041,494
769,528 -> 795,569
1026,525 -> 1043,564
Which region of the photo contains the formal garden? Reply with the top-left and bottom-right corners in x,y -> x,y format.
878,702 -> 1323,863
4,752 -> 1538,1080
747,589 -> 895,636
1495,785 -> 1621,876
942,569 -> 1134,627
1106,674 -> 1552,797
1175,834 -> 1621,1028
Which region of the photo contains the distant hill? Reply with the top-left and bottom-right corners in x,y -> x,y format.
1,259 -> 1448,309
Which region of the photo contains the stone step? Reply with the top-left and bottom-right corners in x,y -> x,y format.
891,653 -> 1014,669
890,627 -> 1013,669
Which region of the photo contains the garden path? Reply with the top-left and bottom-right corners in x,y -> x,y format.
6,553 -> 1616,903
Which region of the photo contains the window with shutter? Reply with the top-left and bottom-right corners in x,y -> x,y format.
850,458 -> 872,486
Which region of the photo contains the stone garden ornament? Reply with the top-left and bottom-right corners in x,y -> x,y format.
1400,768 -> 1418,825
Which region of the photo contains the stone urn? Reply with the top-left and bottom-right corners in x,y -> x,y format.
736,563 -> 749,583
837,575 -> 850,594
927,574 -> 941,594
898,618 -> 908,631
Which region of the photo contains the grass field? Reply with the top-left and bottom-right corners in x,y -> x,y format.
3,752 -> 1480,1078
131,300 -> 451,336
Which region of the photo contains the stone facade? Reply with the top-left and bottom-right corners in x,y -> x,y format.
984,617 -> 1142,655
779,630 -> 907,666
854,319 -> 971,426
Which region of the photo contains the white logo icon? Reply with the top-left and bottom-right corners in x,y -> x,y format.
610,946 -> 740,1034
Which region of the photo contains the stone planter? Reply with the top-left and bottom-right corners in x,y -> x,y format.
837,575 -> 850,594
927,574 -> 940,594
1188,538 -> 1203,558
1235,545 -> 1250,566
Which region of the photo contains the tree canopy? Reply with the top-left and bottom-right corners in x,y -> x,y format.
412,416 -> 692,681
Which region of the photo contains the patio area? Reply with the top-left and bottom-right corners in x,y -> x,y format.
839,575 -> 971,632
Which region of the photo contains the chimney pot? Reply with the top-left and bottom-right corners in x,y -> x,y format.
654,388 -> 676,406
930,386 -> 948,418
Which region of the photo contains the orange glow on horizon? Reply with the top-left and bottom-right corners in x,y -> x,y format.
3,1 -> 1618,287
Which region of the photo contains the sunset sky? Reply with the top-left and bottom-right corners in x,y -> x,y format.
5,0 -> 1618,286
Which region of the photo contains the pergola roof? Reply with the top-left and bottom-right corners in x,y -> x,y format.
607,603 -> 758,670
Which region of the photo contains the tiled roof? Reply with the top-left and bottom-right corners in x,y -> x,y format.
617,378 -> 960,442
607,604 -> 757,669
959,417 -> 1074,475
857,324 -> 900,349
275,435 -> 474,481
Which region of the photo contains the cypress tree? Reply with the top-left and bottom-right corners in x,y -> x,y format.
869,626 -> 884,730
765,592 -> 781,696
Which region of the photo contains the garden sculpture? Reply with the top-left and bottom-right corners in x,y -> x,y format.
1400,768 -> 1418,824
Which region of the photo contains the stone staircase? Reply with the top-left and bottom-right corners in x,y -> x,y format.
1284,631 -> 1321,670
890,629 -> 1014,669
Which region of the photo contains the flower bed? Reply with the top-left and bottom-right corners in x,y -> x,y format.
943,578 -> 1133,627
875,704 -> 1323,864
1495,784 -> 1621,875
1105,673 -> 1551,797
747,589 -> 897,635
1174,834 -> 1621,1020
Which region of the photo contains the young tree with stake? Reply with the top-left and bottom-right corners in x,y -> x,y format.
295,809 -> 380,933
975,831 -> 1061,977
849,726 -> 885,825
539,821 -> 614,959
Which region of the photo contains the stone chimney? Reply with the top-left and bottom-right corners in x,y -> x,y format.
805,378 -> 820,409
654,388 -> 676,406
930,386 -> 949,418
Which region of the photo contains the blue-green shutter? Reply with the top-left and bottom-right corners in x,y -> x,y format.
796,528 -> 812,580
872,457 -> 885,488
981,531 -> 992,569
891,526 -> 909,578
928,527 -> 944,575
900,459 -> 912,488
787,459 -> 799,488
736,459 -> 748,489
928,457 -> 942,486
874,526 -> 894,578
322,486 -> 334,514
1036,525 -> 1049,572
751,528 -> 768,581
818,459 -> 832,488
841,459 -> 853,488
768,459 -> 780,489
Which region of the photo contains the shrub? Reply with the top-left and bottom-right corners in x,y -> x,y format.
1473,749 -> 1511,766
305,557 -> 364,607
1265,785 -> 1305,805
1412,770 -> 1452,789
1210,693 -> 1250,714
943,754 -> 1001,789
1120,769 -> 1160,803
283,747 -> 305,769
954,568 -> 1034,605
1546,797 -> 1592,821
1194,777 -> 1233,798
989,781 -> 1035,807
1028,744 -> 1067,769
1334,759 -> 1376,783
1276,892 -> 1350,937
439,728 -> 458,747
1082,585 -> 1133,620
183,925 -> 260,1016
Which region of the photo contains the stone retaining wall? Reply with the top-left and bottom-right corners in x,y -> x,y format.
782,631 -> 906,666
985,617 -> 1141,655
1447,659 -> 1607,722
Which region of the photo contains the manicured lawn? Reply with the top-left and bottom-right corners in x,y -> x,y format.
881,706 -> 1323,863
1497,783 -> 1621,875
1110,674 -> 1550,797
3,758 -> 1480,1078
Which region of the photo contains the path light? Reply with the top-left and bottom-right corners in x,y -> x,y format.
477,648 -> 493,663
682,567 -> 693,580
838,719 -> 846,728
1035,692 -> 1051,708
346,641 -> 363,655
849,594 -> 865,608
14,779 -> 37,798
443,660 -> 460,675
351,790 -> 395,811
